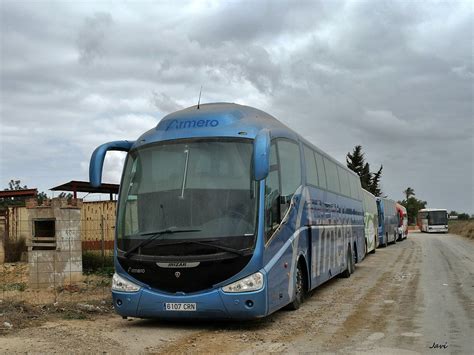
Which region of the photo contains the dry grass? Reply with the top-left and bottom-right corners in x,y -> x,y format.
0,262 -> 113,333
1,263 -> 112,304
449,220 -> 474,239
0,297 -> 113,334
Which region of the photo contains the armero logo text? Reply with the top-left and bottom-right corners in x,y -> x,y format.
166,119 -> 219,131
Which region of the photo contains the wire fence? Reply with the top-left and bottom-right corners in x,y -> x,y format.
1,216 -> 116,306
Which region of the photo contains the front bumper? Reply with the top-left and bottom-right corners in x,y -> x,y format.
428,226 -> 448,233
112,282 -> 268,319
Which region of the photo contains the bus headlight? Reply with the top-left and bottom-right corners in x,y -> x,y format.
222,272 -> 264,293
112,273 -> 141,292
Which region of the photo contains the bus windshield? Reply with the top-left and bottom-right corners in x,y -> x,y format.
428,211 -> 448,225
116,138 -> 258,255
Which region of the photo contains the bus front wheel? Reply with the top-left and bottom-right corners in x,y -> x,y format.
287,263 -> 306,310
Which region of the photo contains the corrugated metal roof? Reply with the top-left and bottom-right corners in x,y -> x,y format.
50,180 -> 119,194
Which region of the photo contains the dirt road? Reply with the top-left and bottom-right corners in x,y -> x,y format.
1,231 -> 473,354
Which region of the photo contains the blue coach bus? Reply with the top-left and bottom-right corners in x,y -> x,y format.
89,103 -> 365,319
376,197 -> 398,247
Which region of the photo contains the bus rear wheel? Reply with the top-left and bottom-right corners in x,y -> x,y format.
340,246 -> 354,278
287,263 -> 305,310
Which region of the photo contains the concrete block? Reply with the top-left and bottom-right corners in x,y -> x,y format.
29,271 -> 83,288
55,251 -> 82,263
27,197 -> 83,289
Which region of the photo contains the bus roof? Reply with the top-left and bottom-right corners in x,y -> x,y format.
134,102 -> 358,178
361,188 -> 376,199
418,208 -> 448,212
137,103 -> 292,144
376,196 -> 396,204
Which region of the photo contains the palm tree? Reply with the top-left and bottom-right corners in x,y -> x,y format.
403,187 -> 415,200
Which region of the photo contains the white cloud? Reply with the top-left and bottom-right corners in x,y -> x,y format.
0,0 -> 472,212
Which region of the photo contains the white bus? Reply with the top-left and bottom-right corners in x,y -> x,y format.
417,209 -> 448,233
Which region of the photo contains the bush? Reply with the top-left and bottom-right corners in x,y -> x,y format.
4,237 -> 26,262
82,252 -> 114,276
1,282 -> 27,291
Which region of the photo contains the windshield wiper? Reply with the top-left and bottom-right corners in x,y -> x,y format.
158,240 -> 248,256
123,228 -> 201,258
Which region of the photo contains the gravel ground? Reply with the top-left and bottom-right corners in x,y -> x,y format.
0,231 -> 472,354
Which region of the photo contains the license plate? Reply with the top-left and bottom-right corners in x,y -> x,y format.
164,302 -> 197,311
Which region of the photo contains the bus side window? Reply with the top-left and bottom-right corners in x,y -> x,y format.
349,175 -> 360,200
314,152 -> 327,188
265,143 -> 281,242
303,145 -> 318,187
277,139 -> 301,216
265,139 -> 302,243
277,140 -> 301,196
337,166 -> 351,197
323,157 -> 340,194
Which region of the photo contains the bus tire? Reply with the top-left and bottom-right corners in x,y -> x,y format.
354,242 -> 359,264
340,246 -> 354,278
287,262 -> 306,310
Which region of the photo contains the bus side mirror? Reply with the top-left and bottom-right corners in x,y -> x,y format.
253,129 -> 270,181
89,140 -> 134,188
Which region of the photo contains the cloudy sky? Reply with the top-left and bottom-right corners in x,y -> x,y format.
0,0 -> 473,213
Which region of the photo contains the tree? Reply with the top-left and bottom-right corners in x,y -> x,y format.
58,192 -> 73,200
6,179 -> 27,191
360,162 -> 371,191
369,165 -> 383,197
403,187 -> 415,200
1,180 -> 28,207
399,194 -> 427,225
346,146 -> 383,196
346,145 -> 365,176
37,191 -> 48,205
0,180 -> 48,207
458,213 -> 470,220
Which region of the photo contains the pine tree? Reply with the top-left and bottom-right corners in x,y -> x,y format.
346,145 -> 365,176
369,165 -> 383,196
346,145 -> 383,194
360,162 -> 372,190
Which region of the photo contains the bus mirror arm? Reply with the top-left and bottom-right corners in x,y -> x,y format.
89,140 -> 134,188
